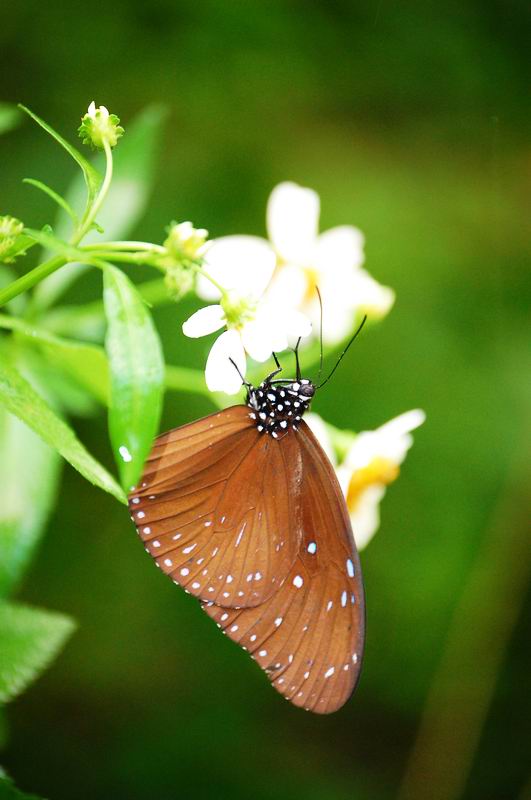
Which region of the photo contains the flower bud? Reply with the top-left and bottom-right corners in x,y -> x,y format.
78,101 -> 124,149
164,221 -> 209,262
0,215 -> 25,263
164,264 -> 196,302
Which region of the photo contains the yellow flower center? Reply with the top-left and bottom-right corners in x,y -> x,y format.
303,265 -> 320,305
346,457 -> 400,512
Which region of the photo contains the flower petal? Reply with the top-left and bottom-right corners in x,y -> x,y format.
347,484 -> 386,550
196,235 -> 276,301
205,330 -> 247,395
284,308 -> 312,339
351,269 -> 395,320
314,225 -> 365,275
182,305 -> 225,338
240,312 -> 287,362
344,409 -> 426,469
267,182 -> 320,265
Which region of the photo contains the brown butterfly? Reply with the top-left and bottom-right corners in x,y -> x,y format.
128,333 -> 366,714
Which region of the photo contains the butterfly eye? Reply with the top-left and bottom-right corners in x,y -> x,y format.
299,384 -> 315,398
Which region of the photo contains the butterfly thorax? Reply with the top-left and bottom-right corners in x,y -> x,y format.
247,378 -> 315,438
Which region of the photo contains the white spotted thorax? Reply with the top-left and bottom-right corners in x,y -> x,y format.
247,378 -> 315,438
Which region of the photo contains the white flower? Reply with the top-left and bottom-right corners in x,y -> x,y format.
183,236 -> 311,394
265,182 -> 395,344
306,410 -> 425,550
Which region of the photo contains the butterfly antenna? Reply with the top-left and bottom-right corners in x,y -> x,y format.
228,357 -> 252,389
294,337 -> 302,381
316,314 -> 368,389
316,286 -> 324,385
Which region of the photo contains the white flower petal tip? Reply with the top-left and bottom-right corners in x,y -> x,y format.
197,235 -> 276,301
182,305 -> 225,338
267,182 -> 320,264
205,330 -> 246,395
351,270 -> 395,319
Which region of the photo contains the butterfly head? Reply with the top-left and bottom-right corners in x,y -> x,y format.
247,378 -> 315,438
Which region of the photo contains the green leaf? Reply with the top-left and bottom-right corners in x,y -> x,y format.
0,601 -> 75,704
22,179 -> 78,224
40,277 -> 174,344
39,301 -> 106,343
103,265 -> 165,490
33,104 -> 168,311
0,315 -> 109,405
0,104 -> 22,136
0,775 -> 46,800
0,359 -> 126,503
0,406 -> 61,596
18,105 -> 101,209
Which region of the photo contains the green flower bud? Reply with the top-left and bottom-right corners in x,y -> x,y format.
0,215 -> 25,263
164,221 -> 209,261
164,264 -> 196,302
220,290 -> 256,328
78,102 -> 124,149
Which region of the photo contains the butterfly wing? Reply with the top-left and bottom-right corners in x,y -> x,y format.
203,420 -> 365,714
129,406 -> 303,608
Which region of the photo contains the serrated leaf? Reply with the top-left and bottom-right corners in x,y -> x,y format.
103,265 -> 164,489
33,105 -> 168,310
0,602 -> 75,704
0,406 -> 61,596
0,359 -> 126,503
18,105 -> 101,207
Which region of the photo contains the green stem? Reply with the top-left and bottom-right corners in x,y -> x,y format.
71,139 -> 113,245
0,256 -> 66,309
82,241 -> 166,253
189,261 -> 227,298
79,251 -> 164,269
0,142 -> 115,311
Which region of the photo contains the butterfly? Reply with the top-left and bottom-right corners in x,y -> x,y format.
128,323 -> 366,714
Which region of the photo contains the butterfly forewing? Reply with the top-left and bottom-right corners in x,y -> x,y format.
203,420 -> 365,714
129,406 -> 303,608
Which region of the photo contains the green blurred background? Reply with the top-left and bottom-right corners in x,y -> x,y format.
1,1 -> 530,798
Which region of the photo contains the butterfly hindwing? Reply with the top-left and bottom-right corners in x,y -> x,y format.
203,421 -> 365,714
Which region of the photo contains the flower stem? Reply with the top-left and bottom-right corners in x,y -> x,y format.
71,139 -> 113,246
188,261 -> 227,298
0,255 -> 65,309
81,241 -> 166,253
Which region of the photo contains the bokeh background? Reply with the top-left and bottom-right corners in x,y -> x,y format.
1,1 -> 530,798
